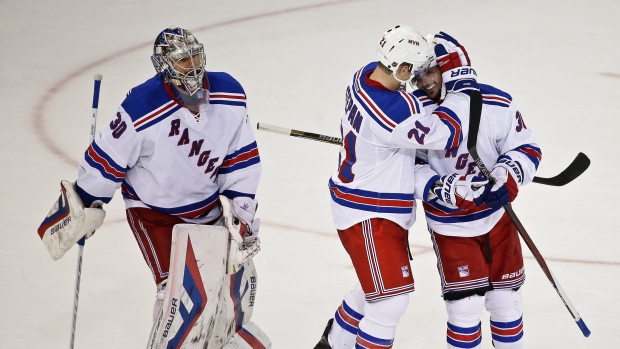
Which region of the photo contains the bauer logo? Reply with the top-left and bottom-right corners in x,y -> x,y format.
501,267 -> 524,280
51,216 -> 71,235
162,298 -> 178,338
450,67 -> 477,77
458,265 -> 470,277
249,276 -> 257,307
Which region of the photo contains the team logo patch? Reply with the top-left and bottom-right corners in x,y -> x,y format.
401,266 -> 410,277
458,265 -> 470,278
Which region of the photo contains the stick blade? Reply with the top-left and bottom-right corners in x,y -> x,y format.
532,152 -> 591,186
562,152 -> 591,182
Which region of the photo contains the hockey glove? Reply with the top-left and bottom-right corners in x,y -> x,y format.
432,173 -> 490,210
484,155 -> 522,208
230,196 -> 260,238
37,181 -> 105,260
433,31 -> 479,94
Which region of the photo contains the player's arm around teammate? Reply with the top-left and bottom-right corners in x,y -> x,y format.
315,26 -> 484,349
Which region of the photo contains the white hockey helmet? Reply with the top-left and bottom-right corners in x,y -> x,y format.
377,25 -> 436,84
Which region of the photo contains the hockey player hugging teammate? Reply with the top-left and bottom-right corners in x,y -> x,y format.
38,27 -> 271,348
314,25 -> 493,349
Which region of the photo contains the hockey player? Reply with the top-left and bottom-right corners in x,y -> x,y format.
39,27 -> 269,348
314,26 -> 487,349
412,32 -> 542,348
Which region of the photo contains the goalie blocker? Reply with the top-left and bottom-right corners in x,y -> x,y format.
37,180 -> 105,260
147,224 -> 270,349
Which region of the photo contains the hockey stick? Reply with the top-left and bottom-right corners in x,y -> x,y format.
69,74 -> 103,349
256,123 -> 590,186
467,90 -> 590,337
532,152 -> 590,186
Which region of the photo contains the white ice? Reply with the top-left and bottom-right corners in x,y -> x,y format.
1,0 -> 618,348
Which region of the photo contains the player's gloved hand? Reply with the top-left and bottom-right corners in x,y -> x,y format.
73,182 -> 106,240
84,201 -> 104,239
432,173 -> 490,210
484,156 -> 522,208
433,31 -> 479,94
230,196 -> 260,238
221,196 -> 261,273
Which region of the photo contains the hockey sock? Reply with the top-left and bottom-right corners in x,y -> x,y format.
356,320 -> 394,349
355,294 -> 408,349
329,285 -> 366,349
490,316 -> 524,348
486,289 -> 524,348
445,295 -> 485,348
330,300 -> 364,349
447,322 -> 482,349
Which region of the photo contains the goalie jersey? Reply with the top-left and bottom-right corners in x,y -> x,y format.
413,84 -> 542,237
76,72 -> 261,224
329,62 -> 469,230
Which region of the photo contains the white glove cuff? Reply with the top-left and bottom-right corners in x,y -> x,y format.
492,160 -> 522,185
231,197 -> 257,225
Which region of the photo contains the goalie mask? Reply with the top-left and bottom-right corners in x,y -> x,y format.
151,27 -> 207,98
377,25 -> 436,87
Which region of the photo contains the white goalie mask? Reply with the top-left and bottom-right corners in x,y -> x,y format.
377,25 -> 436,86
151,27 -> 207,97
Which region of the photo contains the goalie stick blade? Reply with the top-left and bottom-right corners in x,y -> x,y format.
532,152 -> 591,186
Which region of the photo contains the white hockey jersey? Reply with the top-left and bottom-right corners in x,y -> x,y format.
329,62 -> 469,230
413,84 -> 542,237
76,72 -> 261,224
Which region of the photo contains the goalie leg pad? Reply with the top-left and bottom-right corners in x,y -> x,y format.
206,259 -> 261,348
148,224 -> 267,349
147,223 -> 229,349
221,321 -> 271,349
37,180 -> 105,260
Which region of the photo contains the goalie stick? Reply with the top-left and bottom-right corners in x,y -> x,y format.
256,123 -> 590,186
69,74 -> 103,349
467,90 -> 590,337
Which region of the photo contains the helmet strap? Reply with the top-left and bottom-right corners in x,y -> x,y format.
392,67 -> 411,84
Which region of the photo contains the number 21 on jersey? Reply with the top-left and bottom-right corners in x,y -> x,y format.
338,131 -> 357,183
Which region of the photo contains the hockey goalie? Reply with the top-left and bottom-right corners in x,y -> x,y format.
37,27 -> 270,348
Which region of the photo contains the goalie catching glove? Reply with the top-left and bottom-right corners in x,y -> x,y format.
221,196 -> 261,274
37,180 -> 105,260
433,31 -> 479,94
431,173 -> 490,210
